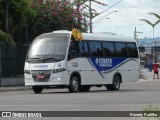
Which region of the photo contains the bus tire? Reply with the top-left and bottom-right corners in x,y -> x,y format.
106,85 -> 113,91
106,75 -> 120,91
32,86 -> 43,94
68,76 -> 80,93
79,86 -> 90,92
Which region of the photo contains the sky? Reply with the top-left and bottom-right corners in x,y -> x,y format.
83,0 -> 160,39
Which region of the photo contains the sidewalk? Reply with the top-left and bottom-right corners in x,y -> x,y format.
0,86 -> 31,91
140,70 -> 158,81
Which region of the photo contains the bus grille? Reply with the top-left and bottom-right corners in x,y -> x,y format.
31,70 -> 52,82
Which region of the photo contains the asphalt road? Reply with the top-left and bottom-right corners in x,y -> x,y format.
0,79 -> 160,120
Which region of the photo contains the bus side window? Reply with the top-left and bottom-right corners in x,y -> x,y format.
103,42 -> 116,57
89,41 -> 103,57
79,42 -> 89,57
68,41 -> 79,59
127,43 -> 138,58
115,42 -> 128,57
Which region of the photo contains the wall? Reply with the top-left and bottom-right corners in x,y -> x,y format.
0,41 -> 27,86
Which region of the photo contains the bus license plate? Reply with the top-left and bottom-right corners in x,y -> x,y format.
37,75 -> 44,79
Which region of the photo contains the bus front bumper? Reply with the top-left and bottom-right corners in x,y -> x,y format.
25,74 -> 67,86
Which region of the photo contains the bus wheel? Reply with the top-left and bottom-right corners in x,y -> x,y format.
79,86 -> 90,92
32,86 -> 43,94
106,75 -> 120,91
68,76 -> 80,93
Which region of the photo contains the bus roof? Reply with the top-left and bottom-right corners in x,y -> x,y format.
52,30 -> 136,42
82,33 -> 135,42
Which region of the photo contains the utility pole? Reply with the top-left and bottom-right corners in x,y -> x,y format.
89,0 -> 92,33
25,26 -> 29,50
4,0 -> 10,33
77,4 -> 81,30
83,12 -> 87,32
134,27 -> 143,61
134,27 -> 143,40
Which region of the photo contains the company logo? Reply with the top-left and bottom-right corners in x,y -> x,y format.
1,112 -> 42,118
34,65 -> 48,69
2,112 -> 11,117
57,63 -> 61,67
95,58 -> 112,67
72,62 -> 78,67
38,71 -> 43,74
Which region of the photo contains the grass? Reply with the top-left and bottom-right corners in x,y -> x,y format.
142,105 -> 160,120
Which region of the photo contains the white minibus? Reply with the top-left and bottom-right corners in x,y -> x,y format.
24,30 -> 140,93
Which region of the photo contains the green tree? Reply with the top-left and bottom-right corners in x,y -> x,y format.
0,0 -> 35,42
0,30 -> 15,46
31,0 -> 85,37
9,0 -> 35,42
0,0 -> 15,46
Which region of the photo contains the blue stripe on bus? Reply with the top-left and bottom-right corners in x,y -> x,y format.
88,57 -> 136,79
88,58 -> 105,79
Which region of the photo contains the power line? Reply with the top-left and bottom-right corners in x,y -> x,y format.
94,0 -> 159,23
109,0 -> 160,22
98,0 -> 123,15
90,0 -> 123,32
93,10 -> 118,24
92,2 -> 105,10
92,0 -> 123,22
91,0 -> 151,31
105,24 -> 145,28
137,0 -> 160,10
115,13 -> 138,21
96,23 -> 147,29
118,3 -> 148,17
120,1 -> 150,13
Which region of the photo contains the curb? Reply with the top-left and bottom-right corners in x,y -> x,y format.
139,78 -> 159,82
0,86 -> 32,91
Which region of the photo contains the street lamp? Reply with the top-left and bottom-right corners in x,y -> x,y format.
140,19 -> 160,62
90,11 -> 118,33
113,26 -> 123,33
92,17 -> 110,26
92,10 -> 118,25
92,18 -> 109,29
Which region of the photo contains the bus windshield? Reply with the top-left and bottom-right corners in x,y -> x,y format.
27,33 -> 70,63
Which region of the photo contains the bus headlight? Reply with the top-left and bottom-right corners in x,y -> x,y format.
24,70 -> 31,74
26,78 -> 32,82
52,68 -> 65,73
51,77 -> 61,81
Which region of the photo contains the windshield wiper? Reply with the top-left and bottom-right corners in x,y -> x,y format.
28,57 -> 45,62
42,57 -> 58,62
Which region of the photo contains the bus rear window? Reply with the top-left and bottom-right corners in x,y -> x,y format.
127,43 -> 138,58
